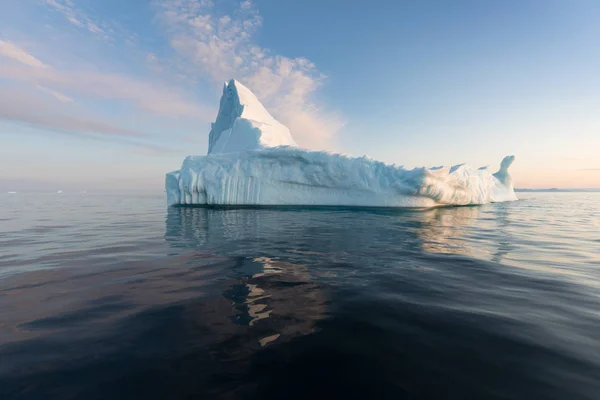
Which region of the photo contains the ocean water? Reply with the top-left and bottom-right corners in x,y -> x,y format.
1,192 -> 599,399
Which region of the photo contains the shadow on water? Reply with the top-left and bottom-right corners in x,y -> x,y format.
1,206 -> 599,399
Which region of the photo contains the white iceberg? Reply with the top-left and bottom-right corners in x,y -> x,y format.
166,79 -> 517,208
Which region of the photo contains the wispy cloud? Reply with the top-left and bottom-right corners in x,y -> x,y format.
0,64 -> 213,119
155,0 -> 343,148
35,85 -> 73,103
0,39 -> 214,155
0,41 -> 213,120
0,40 -> 48,68
579,168 -> 600,171
0,88 -> 142,138
43,0 -> 110,40
0,88 -> 186,155
0,41 -> 72,103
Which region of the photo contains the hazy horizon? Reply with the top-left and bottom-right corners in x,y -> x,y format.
3,178 -> 600,195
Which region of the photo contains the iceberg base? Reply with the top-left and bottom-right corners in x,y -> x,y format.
166,148 -> 517,208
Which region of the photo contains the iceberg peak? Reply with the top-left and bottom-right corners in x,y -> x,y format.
207,79 -> 297,155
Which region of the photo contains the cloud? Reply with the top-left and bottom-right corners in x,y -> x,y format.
0,40 -> 212,155
579,168 -> 600,171
0,40 -> 48,68
155,0 -> 343,149
0,41 -> 74,103
0,88 -> 185,154
0,89 -> 142,138
0,62 -> 213,120
43,0 -> 110,39
35,85 -> 74,103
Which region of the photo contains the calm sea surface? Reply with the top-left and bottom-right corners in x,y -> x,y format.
1,192 -> 599,399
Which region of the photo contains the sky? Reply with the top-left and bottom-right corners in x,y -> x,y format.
1,0 -> 599,192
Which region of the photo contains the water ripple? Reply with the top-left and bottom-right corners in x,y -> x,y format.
0,192 -> 599,399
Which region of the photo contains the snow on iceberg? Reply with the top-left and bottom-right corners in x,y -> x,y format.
208,79 -> 296,154
166,79 -> 517,207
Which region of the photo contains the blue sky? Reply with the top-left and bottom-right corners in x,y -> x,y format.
1,0 -> 599,192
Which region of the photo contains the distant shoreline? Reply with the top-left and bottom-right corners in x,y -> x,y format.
4,189 -> 600,194
515,188 -> 600,193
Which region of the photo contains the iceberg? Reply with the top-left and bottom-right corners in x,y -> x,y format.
166,79 -> 517,208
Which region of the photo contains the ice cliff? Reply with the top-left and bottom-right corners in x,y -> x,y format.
166,79 -> 517,207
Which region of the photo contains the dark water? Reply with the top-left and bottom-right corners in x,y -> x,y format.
1,193 -> 599,399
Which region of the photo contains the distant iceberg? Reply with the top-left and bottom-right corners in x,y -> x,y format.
166,79 -> 517,207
